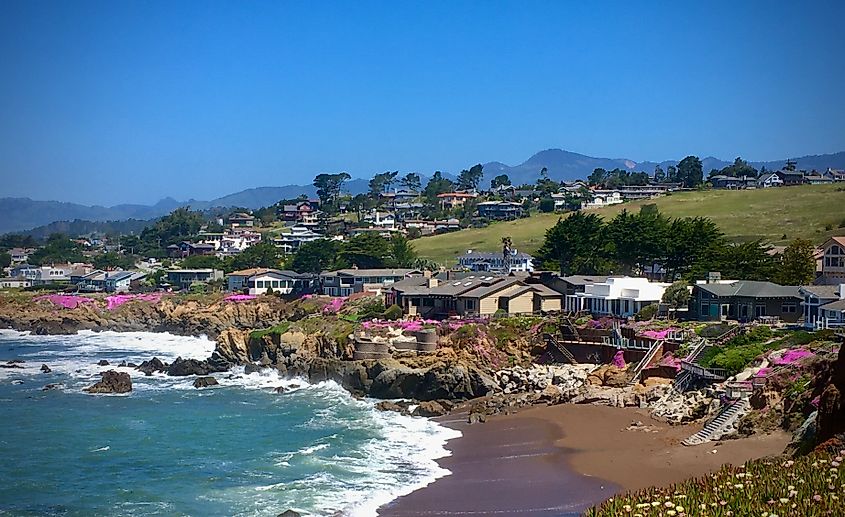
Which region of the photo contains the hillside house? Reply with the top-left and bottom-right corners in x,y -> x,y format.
320,268 -> 422,297
476,201 -> 524,221
803,173 -> 833,185
166,269 -> 224,290
564,276 -> 668,317
823,168 -> 845,182
689,280 -> 801,323
228,213 -> 255,228
0,278 -> 31,289
240,269 -> 315,295
8,248 -> 33,264
614,184 -> 678,200
458,249 -> 535,273
166,241 -> 216,259
757,172 -> 784,188
581,190 -> 623,209
710,175 -> 757,189
437,192 -> 477,210
775,170 -> 805,186
816,237 -> 845,284
272,226 -> 324,255
800,284 -> 845,329
386,275 -> 562,318
77,270 -> 135,293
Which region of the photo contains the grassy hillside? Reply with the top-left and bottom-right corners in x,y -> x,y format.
413,184 -> 845,266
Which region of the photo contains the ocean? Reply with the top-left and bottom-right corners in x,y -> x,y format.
0,330 -> 460,517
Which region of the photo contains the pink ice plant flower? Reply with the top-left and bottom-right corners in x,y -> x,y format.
35,294 -> 96,309
772,348 -> 815,365
612,350 -> 626,368
322,297 -> 346,314
106,293 -> 166,310
223,294 -> 257,303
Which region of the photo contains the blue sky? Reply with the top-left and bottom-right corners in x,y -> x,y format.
1,1 -> 843,205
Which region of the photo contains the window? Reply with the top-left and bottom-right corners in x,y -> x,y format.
782,303 -> 797,313
465,299 -> 476,310
272,281 -> 279,288
422,298 -> 433,307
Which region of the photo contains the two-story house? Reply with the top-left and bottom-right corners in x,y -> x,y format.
816,236 -> 845,284
320,268 -> 422,297
476,201 -> 524,221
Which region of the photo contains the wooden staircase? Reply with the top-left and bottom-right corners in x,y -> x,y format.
682,398 -> 750,446
627,340 -> 663,386
543,333 -> 578,365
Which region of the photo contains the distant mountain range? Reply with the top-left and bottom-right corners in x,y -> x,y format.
3,149 -> 844,235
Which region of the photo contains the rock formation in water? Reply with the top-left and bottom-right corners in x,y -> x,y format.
84,370 -> 132,394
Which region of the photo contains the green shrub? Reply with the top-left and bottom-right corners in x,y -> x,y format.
249,322 -> 291,341
634,303 -> 658,321
382,304 -> 403,320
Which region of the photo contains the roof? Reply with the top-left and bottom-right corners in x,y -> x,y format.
824,236 -> 845,248
247,270 -> 307,281
561,275 -> 609,286
460,277 -> 524,298
228,268 -> 280,277
696,280 -> 801,299
324,268 -> 419,278
527,284 -> 564,297
821,299 -> 845,312
437,192 -> 477,198
800,285 -> 841,299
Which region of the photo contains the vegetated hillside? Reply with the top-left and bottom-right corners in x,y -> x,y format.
413,184 -> 845,266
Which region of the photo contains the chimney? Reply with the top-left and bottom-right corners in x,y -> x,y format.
840,284 -> 845,300
707,272 -> 721,284
427,278 -> 439,288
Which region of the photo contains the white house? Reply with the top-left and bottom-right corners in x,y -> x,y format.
757,172 -> 784,188
272,226 -> 324,255
458,249 -> 535,273
244,270 -> 314,295
0,278 -> 31,289
581,190 -> 623,210
801,284 -> 845,329
565,276 -> 669,317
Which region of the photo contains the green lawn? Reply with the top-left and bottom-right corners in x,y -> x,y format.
412,184 -> 845,266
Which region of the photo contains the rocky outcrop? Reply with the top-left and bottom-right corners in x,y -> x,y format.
137,357 -> 168,376
166,357 -> 228,377
0,295 -> 295,339
84,370 -> 132,394
40,364 -> 51,373
412,400 -> 455,417
650,387 -> 717,424
817,344 -> 845,443
193,376 -> 219,388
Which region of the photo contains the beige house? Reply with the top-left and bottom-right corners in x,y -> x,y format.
387,275 -> 563,318
817,236 -> 845,283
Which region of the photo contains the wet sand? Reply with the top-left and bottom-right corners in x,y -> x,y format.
379,404 -> 790,516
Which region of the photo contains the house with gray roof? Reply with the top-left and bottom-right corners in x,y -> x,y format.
319,268 -> 422,297
458,249 -> 535,273
690,280 -> 802,323
800,284 -> 845,329
385,274 -> 562,318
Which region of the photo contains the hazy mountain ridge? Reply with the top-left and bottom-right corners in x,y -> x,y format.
3,149 -> 844,235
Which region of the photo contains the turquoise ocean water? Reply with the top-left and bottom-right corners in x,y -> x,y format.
0,330 -> 460,516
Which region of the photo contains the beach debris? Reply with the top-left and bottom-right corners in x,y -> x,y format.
193,376 -> 219,389
83,370 -> 132,394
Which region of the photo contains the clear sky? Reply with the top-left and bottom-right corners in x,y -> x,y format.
1,1 -> 843,205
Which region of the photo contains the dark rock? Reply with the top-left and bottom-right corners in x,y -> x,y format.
278,511 -> 301,517
0,364 -> 24,369
375,400 -> 413,415
244,363 -> 262,375
137,357 -> 168,376
40,364 -> 51,373
118,361 -> 127,367
193,376 -> 219,388
6,359 -> 25,364
288,383 -> 300,389
413,400 -> 448,417
127,362 -> 137,368
97,360 -> 110,366
817,345 -> 845,443
166,357 -> 226,377
42,383 -> 63,391
11,379 -> 24,385
273,386 -> 286,394
84,370 -> 132,394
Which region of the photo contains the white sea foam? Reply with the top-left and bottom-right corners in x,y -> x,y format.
1,329 -> 462,516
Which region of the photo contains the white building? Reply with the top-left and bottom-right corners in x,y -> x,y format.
581,190 -> 623,210
458,249 -> 535,273
272,226 -> 324,255
565,276 -> 669,317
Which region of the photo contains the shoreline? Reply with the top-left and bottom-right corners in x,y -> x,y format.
379,404 -> 791,516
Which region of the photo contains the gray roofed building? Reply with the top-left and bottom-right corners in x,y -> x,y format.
691,280 -> 802,323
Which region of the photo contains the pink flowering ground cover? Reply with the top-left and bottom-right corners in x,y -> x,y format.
659,354 -> 682,370
639,327 -> 680,340
35,294 -> 96,309
361,319 -> 438,332
223,294 -> 257,303
322,297 -> 346,314
106,293 -> 166,310
771,348 -> 815,365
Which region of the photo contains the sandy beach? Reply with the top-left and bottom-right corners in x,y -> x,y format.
379,404 -> 790,516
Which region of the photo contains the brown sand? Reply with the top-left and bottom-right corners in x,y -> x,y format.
378,404 -> 790,516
